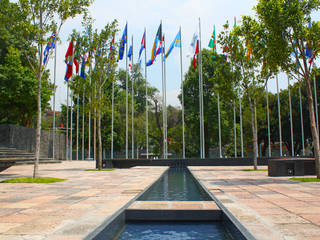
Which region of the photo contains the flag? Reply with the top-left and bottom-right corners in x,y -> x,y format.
64,40 -> 73,81
109,34 -> 115,59
190,31 -> 199,69
138,31 -> 145,65
147,23 -> 162,66
246,40 -> 252,63
43,32 -> 55,65
128,45 -> 133,70
165,30 -> 181,59
156,35 -> 165,56
306,22 -> 313,61
80,59 -> 86,79
118,23 -> 127,61
73,42 -> 80,74
208,26 -> 217,62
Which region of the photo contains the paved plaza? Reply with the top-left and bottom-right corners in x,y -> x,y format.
0,162 -> 319,240
190,166 -> 320,240
0,162 -> 167,240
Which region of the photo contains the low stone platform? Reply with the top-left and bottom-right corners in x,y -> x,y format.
126,201 -> 221,221
190,166 -> 320,240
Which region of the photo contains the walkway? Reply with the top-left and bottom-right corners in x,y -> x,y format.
190,166 -> 320,240
0,161 -> 167,240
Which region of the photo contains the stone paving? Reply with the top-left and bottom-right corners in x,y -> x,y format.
0,161 -> 168,240
190,166 -> 320,240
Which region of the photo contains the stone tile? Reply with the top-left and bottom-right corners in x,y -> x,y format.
0,223 -> 22,233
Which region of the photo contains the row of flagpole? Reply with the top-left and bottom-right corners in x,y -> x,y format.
48,18 -> 318,161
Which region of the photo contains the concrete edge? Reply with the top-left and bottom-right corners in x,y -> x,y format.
188,167 -> 256,240
83,167 -> 169,240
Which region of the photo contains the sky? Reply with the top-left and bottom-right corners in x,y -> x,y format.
47,0 -> 319,111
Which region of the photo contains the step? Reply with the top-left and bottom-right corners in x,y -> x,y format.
126,201 -> 221,221
14,159 -> 61,165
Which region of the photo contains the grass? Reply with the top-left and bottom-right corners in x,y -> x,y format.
242,169 -> 268,172
289,177 -> 320,182
85,169 -> 114,171
1,177 -> 67,183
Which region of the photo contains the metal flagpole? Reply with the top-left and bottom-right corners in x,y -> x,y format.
161,22 -> 166,159
52,43 -> 57,160
233,101 -> 237,157
126,22 -> 129,159
254,100 -> 258,157
111,79 -> 114,159
164,35 -> 168,158
314,76 -> 319,131
82,91 -> 85,160
199,17 -> 205,158
66,83 -> 69,160
145,28 -> 149,159
131,35 -> 134,159
179,27 -> 185,159
218,93 -> 222,157
266,84 -> 271,157
88,64 -> 92,160
276,75 -> 283,156
299,87 -> 305,155
239,93 -> 244,157
94,86 -> 96,160
288,76 -> 294,156
70,91 -> 73,160
76,94 -> 79,160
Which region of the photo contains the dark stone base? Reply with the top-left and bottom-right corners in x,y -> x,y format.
268,158 -> 315,177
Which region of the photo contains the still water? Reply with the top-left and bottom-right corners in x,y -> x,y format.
117,222 -> 229,240
138,167 -> 211,201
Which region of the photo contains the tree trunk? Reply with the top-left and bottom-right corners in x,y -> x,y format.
248,95 -> 258,170
305,76 -> 320,178
97,107 -> 102,170
33,12 -> 43,178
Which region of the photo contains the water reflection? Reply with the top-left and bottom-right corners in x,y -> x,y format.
138,167 -> 211,201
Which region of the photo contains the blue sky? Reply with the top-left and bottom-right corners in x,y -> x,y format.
48,0 -> 319,110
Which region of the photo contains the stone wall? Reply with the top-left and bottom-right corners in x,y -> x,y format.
0,124 -> 66,160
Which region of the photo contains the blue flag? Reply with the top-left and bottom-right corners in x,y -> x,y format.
118,24 -> 127,61
165,30 -> 181,59
128,45 -> 133,60
147,23 -> 162,67
43,32 -> 55,65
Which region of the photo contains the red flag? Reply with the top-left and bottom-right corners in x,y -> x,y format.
74,59 -> 79,74
192,40 -> 199,69
64,40 -> 73,81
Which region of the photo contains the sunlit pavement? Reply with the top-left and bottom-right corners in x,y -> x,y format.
0,161 -> 167,240
190,166 -> 320,240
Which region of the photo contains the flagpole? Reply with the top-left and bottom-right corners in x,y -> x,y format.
198,17 -> 204,159
179,27 -> 185,159
276,74 -> 282,156
66,82 -> 69,160
88,64 -> 92,160
218,92 -> 222,158
254,100 -> 258,157
160,21 -> 166,159
76,94 -> 79,160
145,28 -> 149,159
239,93 -> 244,157
266,84 -> 271,157
164,34 -> 168,158
233,100 -> 237,157
299,87 -> 305,155
288,76 -> 294,156
82,90 -> 85,160
111,78 -> 114,159
126,21 -> 129,159
131,35 -> 135,159
70,90 -> 73,160
52,43 -> 57,160
94,85 -> 96,161
314,76 -> 319,132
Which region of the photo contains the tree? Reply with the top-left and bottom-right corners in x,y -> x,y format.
255,0 -> 320,177
17,0 -> 92,177
219,18 -> 272,169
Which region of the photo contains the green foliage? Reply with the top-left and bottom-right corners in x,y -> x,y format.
289,177 -> 320,182
0,47 -> 53,127
1,177 -> 67,183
